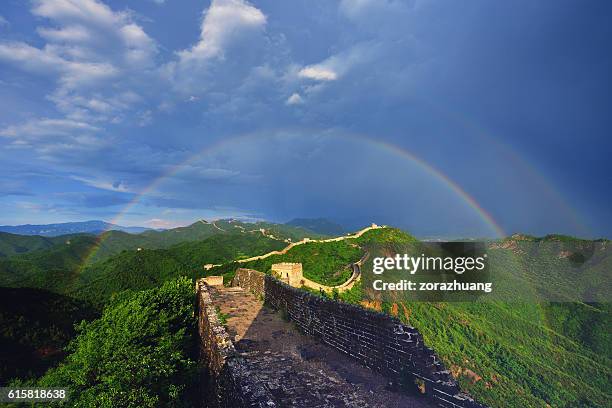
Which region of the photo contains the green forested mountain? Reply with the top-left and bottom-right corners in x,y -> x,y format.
0,231 -> 286,306
0,235 -> 98,292
0,219 -> 323,264
0,232 -> 87,258
208,227 -> 417,285
0,232 -> 55,257
13,278 -> 197,407
1,224 -> 609,407
86,219 -> 323,264
0,287 -> 97,385
0,230 -> 286,386
71,233 -> 286,306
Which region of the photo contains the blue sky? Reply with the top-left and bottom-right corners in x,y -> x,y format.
0,0 -> 610,238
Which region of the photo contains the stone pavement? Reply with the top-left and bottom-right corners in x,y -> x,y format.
209,286 -> 437,408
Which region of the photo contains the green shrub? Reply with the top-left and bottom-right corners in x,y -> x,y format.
29,277 -> 197,407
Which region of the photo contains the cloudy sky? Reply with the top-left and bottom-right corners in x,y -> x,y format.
0,0 -> 610,238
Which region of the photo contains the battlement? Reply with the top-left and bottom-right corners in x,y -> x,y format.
271,262 -> 304,287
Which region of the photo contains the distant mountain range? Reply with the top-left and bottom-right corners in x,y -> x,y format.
0,218 -> 328,263
0,220 -> 150,237
285,218 -> 346,236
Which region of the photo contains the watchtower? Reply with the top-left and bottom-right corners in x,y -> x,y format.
271,262 -> 304,287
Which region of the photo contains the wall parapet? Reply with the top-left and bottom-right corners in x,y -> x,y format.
196,279 -> 275,408
231,269 -> 487,408
232,268 -> 266,298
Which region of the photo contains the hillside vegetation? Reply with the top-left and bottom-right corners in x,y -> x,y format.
1,223 -> 609,407
0,219 -> 323,264
0,229 -> 290,388
0,235 -> 98,292
72,233 -> 286,307
208,227 -> 417,286
0,232 -> 83,258
11,278 -> 197,407
0,232 -> 286,307
0,287 -> 97,385
87,219 -> 324,264
400,301 -> 610,407
323,234 -> 611,408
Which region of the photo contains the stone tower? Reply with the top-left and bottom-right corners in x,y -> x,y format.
271,263 -> 304,287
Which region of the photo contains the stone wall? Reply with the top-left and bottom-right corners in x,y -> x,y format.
232,269 -> 487,408
196,279 -> 276,408
202,275 -> 224,286
232,268 -> 266,298
271,262 -> 303,287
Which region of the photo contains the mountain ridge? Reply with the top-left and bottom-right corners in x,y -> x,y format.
0,220 -> 150,236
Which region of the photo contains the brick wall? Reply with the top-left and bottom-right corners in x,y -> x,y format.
196,280 -> 276,408
232,269 -> 487,408
232,268 -> 267,298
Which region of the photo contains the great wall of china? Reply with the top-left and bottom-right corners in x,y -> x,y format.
196,269 -> 487,408
204,223 -> 384,271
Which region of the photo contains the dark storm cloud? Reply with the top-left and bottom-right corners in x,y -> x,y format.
0,0 -> 609,237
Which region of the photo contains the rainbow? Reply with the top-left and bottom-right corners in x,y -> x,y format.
417,99 -> 590,236
81,131 -> 510,266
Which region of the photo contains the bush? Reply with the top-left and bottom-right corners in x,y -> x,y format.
29,277 -> 197,407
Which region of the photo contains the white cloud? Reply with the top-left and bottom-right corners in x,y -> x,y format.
0,41 -> 119,90
0,118 -> 104,153
31,0 -> 123,28
164,0 -> 267,93
0,0 -> 156,122
297,42 -> 379,84
0,118 -> 99,138
29,0 -> 157,71
70,175 -> 131,192
37,25 -> 91,42
0,42 -> 64,74
0,0 -> 160,156
178,0 -> 266,62
286,92 -> 304,105
0,15 -> 9,27
16,201 -> 59,213
339,0 -> 409,21
339,0 -> 376,18
298,66 -> 338,81
47,89 -> 142,123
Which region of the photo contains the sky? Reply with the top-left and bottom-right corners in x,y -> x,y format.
0,0 -> 610,238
